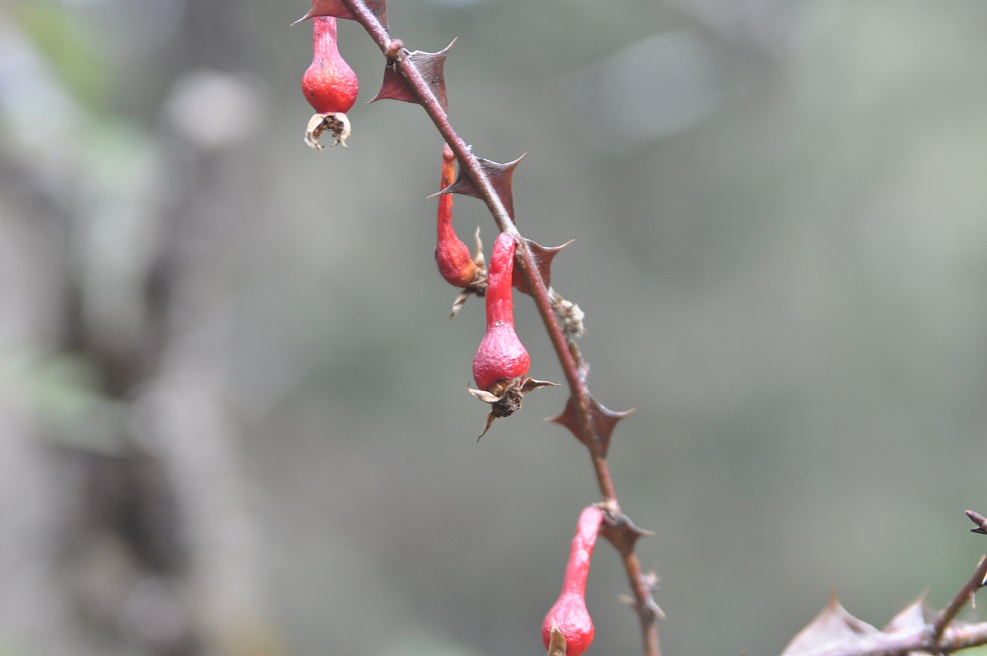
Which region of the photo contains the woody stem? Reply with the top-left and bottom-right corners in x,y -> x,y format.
338,2 -> 660,655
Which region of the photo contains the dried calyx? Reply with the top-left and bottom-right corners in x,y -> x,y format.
302,12 -> 359,149
468,232 -> 555,439
435,145 -> 487,317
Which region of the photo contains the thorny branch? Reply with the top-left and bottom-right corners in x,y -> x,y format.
786,513 -> 987,656
296,5 -> 987,656
931,554 -> 987,645
816,623 -> 987,656
325,1 -> 662,654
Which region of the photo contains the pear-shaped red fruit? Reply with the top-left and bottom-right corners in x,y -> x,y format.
472,232 -> 529,392
302,16 -> 358,114
541,506 -> 603,656
301,14 -> 358,148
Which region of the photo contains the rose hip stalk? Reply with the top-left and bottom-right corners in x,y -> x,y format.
542,506 -> 605,656
468,232 -> 556,438
302,13 -> 359,149
435,145 -> 486,317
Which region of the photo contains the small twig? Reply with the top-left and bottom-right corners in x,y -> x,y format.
931,553 -> 987,645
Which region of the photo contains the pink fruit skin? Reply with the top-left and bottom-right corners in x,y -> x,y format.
473,233 -> 529,391
472,323 -> 530,392
542,594 -> 594,656
541,506 -> 604,656
302,16 -> 358,114
436,146 -> 477,287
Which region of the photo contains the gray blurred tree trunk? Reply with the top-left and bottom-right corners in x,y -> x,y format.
0,6 -> 277,655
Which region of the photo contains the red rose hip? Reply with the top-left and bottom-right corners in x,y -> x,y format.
436,145 -> 482,289
542,506 -> 604,656
472,232 -> 529,392
301,10 -> 358,148
302,16 -> 358,114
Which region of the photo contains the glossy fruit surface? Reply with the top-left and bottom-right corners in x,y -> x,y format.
541,506 -> 604,656
302,16 -> 358,114
472,232 -> 529,391
436,145 -> 479,288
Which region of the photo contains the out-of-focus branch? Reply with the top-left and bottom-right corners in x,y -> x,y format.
931,554 -> 987,645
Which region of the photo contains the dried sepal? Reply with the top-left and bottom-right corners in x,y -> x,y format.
472,225 -> 486,271
449,288 -> 475,318
291,0 -> 388,28
371,41 -> 454,112
447,226 -> 487,318
520,377 -> 558,394
467,388 -> 501,404
468,376 -> 559,440
546,623 -> 567,656
449,254 -> 487,319
468,382 -> 523,440
439,154 -> 524,220
550,394 -> 633,457
448,227 -> 487,319
305,112 -> 351,149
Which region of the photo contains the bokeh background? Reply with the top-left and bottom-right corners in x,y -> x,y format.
2,0 -> 987,655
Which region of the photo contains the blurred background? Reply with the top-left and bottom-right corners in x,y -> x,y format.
2,0 -> 987,655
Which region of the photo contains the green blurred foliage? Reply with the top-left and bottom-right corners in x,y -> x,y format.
13,1 -> 110,114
